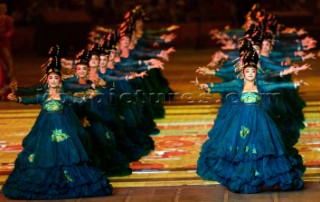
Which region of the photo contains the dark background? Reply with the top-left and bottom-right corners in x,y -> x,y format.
6,0 -> 320,56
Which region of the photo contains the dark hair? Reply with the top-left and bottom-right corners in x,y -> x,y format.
47,71 -> 62,77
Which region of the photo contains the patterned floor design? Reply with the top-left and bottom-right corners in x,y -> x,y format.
0,102 -> 319,188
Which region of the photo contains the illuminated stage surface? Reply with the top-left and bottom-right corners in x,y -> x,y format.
0,49 -> 319,201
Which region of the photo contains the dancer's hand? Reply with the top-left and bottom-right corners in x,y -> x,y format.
7,93 -> 18,101
160,33 -> 176,43
166,47 -> 176,54
127,72 -> 137,80
145,59 -> 164,69
137,71 -> 148,78
199,83 -> 210,93
98,78 -> 107,87
297,28 -> 308,36
196,67 -> 215,75
293,64 -> 312,75
190,77 -> 199,86
282,57 -> 291,66
302,52 -> 316,60
148,63 -> 164,70
167,25 -> 179,31
196,67 -> 209,75
295,80 -> 309,87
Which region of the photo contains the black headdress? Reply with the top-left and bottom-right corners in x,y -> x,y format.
90,43 -> 102,56
119,20 -> 134,38
41,44 -> 62,72
251,30 -> 264,47
101,33 -> 117,56
242,50 -> 259,69
132,5 -> 149,21
235,49 -> 259,78
48,44 -> 61,58
39,56 -> 62,82
45,56 -> 62,75
105,30 -> 118,50
264,30 -> 274,42
76,49 -> 92,66
251,3 -> 261,12
238,38 -> 254,57
245,23 -> 260,38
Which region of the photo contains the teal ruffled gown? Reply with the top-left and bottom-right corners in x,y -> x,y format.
197,81 -> 304,194
2,93 -> 113,200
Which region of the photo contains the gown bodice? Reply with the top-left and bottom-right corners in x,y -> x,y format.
240,92 -> 261,104
43,99 -> 64,112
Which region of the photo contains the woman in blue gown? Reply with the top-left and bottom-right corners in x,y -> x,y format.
3,58 -> 112,199
63,50 -> 133,176
196,51 -> 305,194
90,42 -> 155,158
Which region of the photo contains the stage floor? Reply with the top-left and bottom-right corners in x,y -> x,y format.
0,49 -> 320,201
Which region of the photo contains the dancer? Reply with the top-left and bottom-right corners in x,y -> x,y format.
64,49 -> 133,176
3,57 -> 113,199
196,50 -> 306,193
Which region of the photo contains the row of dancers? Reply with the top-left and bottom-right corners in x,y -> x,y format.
195,3 -> 316,193
3,5 -> 178,200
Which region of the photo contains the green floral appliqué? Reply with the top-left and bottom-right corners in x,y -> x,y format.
252,148 -> 257,154
105,132 -> 111,139
240,125 -> 250,139
240,92 -> 261,104
64,170 -> 73,183
44,100 -> 63,112
51,129 -> 70,142
28,153 -> 35,163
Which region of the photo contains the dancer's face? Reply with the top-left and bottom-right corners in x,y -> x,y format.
120,36 -> 130,49
47,72 -> 61,88
109,50 -> 116,61
99,55 -> 108,67
76,64 -> 88,78
89,55 -> 99,67
243,67 -> 257,82
261,40 -> 272,53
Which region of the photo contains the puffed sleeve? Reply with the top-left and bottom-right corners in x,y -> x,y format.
63,94 -> 90,104
217,64 -> 236,73
215,70 -> 236,81
260,80 -> 296,92
260,60 -> 287,71
207,81 -> 238,93
19,94 -> 42,105
210,79 -> 240,88
62,81 -> 93,92
115,63 -> 148,73
16,83 -> 45,96
99,73 -> 128,82
209,86 -> 238,93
